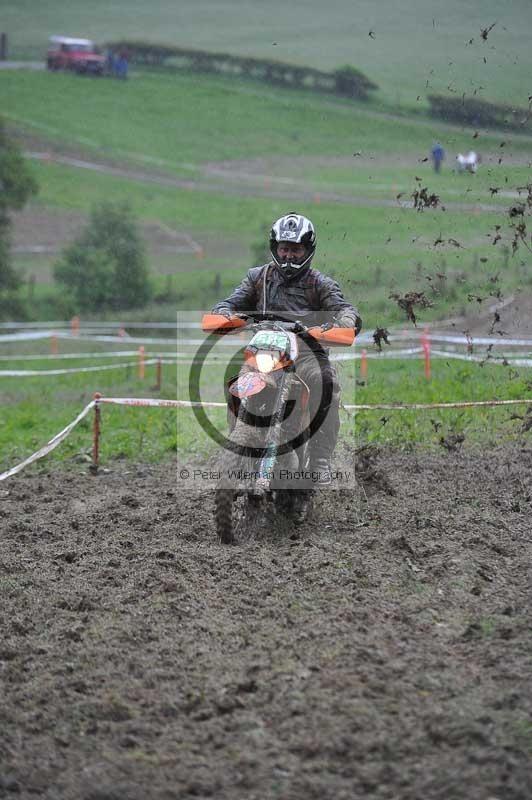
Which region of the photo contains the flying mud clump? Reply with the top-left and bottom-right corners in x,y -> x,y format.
389,290 -> 433,326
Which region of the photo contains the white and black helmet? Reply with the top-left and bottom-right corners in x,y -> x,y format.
270,212 -> 316,272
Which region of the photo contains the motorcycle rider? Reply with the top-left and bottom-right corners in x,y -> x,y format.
212,212 -> 361,485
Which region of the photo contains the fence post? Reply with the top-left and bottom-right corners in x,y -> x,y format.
91,392 -> 102,474
50,334 -> 58,355
422,328 -> 431,381
71,315 -> 80,336
361,349 -> 368,381
138,346 -> 145,380
0,33 -> 7,61
155,357 -> 162,391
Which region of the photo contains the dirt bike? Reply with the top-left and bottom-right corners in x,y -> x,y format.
201,311 -> 355,543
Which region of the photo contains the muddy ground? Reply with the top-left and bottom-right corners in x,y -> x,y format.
1,443 -> 531,799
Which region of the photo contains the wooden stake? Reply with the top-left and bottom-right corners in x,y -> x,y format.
91,392 -> 102,474
422,328 -> 431,381
361,349 -> 368,381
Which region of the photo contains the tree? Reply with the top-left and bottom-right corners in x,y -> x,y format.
54,202 -> 152,311
333,65 -> 379,100
0,119 -> 38,317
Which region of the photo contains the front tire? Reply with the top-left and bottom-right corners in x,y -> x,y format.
215,420 -> 262,544
215,448 -> 242,544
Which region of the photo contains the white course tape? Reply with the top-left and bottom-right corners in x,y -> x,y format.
333,349 -> 532,367
0,332 -> 56,343
98,397 -> 227,408
430,349 -> 532,367
0,321 -> 203,330
343,399 -> 531,411
1,394 -> 530,482
3,348 -> 532,371
0,351 -> 222,362
2,349 -> 531,372
0,359 -> 157,377
0,350 -> 147,361
0,401 -> 95,481
396,332 -> 532,347
59,333 -> 180,345
99,397 -> 531,412
0,331 -> 179,345
332,348 -> 423,361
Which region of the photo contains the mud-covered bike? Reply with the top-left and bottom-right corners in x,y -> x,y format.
201,311 -> 355,543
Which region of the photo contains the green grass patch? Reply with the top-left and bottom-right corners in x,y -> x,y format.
4,69 -> 532,171
23,156 -> 530,328
3,0 -> 532,109
341,356 -> 532,448
1,350 -> 530,473
4,68 -> 531,329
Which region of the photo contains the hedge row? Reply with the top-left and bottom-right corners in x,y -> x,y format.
427,94 -> 531,132
106,41 -> 378,101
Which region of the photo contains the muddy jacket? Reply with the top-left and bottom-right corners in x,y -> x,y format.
212,262 -> 361,332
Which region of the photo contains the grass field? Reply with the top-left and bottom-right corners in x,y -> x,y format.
2,12 -> 532,794
1,339 -> 531,473
5,69 -> 532,168
3,68 -> 531,327
15,154 -> 531,328
2,21 -> 532,468
3,0 -> 532,109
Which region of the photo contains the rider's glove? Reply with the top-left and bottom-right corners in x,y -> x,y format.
215,308 -> 234,319
336,314 -> 362,335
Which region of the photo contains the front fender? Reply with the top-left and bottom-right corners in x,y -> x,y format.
229,371 -> 267,399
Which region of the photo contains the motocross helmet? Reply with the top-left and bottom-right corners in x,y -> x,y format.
270,212 -> 316,276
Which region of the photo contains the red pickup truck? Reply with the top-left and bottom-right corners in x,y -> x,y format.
46,36 -> 105,75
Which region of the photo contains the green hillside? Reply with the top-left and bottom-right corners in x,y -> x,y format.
1,49 -> 531,464
6,69 -> 529,168
3,63 -> 531,327
3,0 -> 532,108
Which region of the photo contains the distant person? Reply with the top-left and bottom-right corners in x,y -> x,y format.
430,142 -> 445,173
115,49 -> 129,80
456,151 -> 479,174
105,49 -> 116,77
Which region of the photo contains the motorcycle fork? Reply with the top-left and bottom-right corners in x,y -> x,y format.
254,370 -> 293,491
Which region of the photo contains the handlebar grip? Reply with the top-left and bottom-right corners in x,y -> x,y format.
201,313 -> 247,333
307,326 -> 355,346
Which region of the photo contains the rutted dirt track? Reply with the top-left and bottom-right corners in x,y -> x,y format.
1,444 -> 531,799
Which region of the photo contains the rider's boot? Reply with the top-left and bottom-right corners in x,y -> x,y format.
310,456 -> 332,486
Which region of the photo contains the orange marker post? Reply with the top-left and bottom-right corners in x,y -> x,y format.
422,328 -> 431,381
50,334 -> 58,355
361,349 -> 368,381
138,346 -> 145,380
71,315 -> 80,336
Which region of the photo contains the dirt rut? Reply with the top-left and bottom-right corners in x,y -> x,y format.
1,444 -> 531,799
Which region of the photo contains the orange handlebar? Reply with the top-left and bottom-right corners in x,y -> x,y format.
201,313 -> 247,333
201,314 -> 356,345
307,326 -> 355,346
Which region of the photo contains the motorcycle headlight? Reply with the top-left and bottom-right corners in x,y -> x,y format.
255,350 -> 280,373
